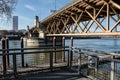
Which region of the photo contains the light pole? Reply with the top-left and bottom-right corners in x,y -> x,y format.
50,0 -> 57,13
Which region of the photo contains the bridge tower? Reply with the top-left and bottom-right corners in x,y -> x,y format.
34,16 -> 39,28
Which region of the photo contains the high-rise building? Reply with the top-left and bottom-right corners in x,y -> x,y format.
13,16 -> 18,32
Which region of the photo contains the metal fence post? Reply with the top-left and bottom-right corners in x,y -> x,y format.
111,56 -> 115,80
1,38 -> 7,75
50,51 -> 53,72
69,37 -> 73,68
67,50 -> 70,67
69,48 -> 72,68
78,49 -> 81,75
6,37 -> 9,68
95,57 -> 99,78
70,37 -> 73,61
21,37 -> 24,67
13,51 -> 17,78
62,37 -> 65,62
53,37 -> 56,63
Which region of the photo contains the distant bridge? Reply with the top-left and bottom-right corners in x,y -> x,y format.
40,0 -> 120,37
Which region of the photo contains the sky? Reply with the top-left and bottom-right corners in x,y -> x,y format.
0,0 -> 72,30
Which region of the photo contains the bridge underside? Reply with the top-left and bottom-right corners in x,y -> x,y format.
41,0 -> 120,37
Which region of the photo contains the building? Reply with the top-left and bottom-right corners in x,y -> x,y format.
13,16 -> 18,32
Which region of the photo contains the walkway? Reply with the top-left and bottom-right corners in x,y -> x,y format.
15,68 -> 89,80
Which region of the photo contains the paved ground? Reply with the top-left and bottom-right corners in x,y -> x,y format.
15,68 -> 90,80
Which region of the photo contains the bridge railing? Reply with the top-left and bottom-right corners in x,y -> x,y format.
0,46 -> 69,79
71,47 -> 120,80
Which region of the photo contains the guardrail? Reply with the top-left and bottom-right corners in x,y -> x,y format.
0,46 -> 69,79
71,47 -> 120,80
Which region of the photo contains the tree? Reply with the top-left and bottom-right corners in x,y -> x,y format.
0,0 -> 17,19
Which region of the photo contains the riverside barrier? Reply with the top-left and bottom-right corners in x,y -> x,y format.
0,46 -> 69,79
71,47 -> 120,80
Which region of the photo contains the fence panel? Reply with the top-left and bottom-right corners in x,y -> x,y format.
0,47 -> 69,79
71,47 -> 120,80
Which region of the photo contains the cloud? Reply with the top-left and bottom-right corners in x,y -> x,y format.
25,4 -> 36,11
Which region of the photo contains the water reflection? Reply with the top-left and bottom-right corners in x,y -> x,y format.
24,46 -> 50,66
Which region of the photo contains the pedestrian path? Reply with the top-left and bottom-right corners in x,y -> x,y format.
16,68 -> 90,80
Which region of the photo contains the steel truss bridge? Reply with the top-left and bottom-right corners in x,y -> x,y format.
41,0 -> 120,37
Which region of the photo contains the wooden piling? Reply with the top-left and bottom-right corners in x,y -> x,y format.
1,38 -> 7,75
21,37 -> 24,67
62,37 -> 65,62
53,37 -> 56,63
5,37 -> 9,68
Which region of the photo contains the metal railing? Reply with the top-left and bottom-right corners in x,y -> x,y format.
71,47 -> 120,80
0,46 -> 69,79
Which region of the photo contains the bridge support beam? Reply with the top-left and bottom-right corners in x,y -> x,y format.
42,0 -> 120,37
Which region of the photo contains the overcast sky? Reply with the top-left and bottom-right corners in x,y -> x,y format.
0,0 -> 72,30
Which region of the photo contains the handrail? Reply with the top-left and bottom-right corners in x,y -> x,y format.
0,49 -> 69,55
0,46 -> 69,51
72,47 -> 112,56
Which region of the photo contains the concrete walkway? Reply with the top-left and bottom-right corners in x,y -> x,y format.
16,68 -> 90,80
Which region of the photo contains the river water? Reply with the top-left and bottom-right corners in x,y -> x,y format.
0,38 -> 119,52
66,38 -> 120,53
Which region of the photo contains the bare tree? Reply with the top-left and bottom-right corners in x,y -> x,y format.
0,0 -> 17,20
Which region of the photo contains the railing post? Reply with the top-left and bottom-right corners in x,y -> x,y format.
53,37 -> 56,63
111,56 -> 115,80
5,37 -> 9,68
21,37 -> 24,67
67,50 -> 70,67
50,51 -> 53,72
45,36 -> 47,45
1,38 -> 7,75
78,49 -> 81,75
69,37 -> 73,68
70,37 -> 73,61
62,37 -> 65,62
13,51 -> 17,78
69,49 -> 72,68
95,57 -> 99,77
